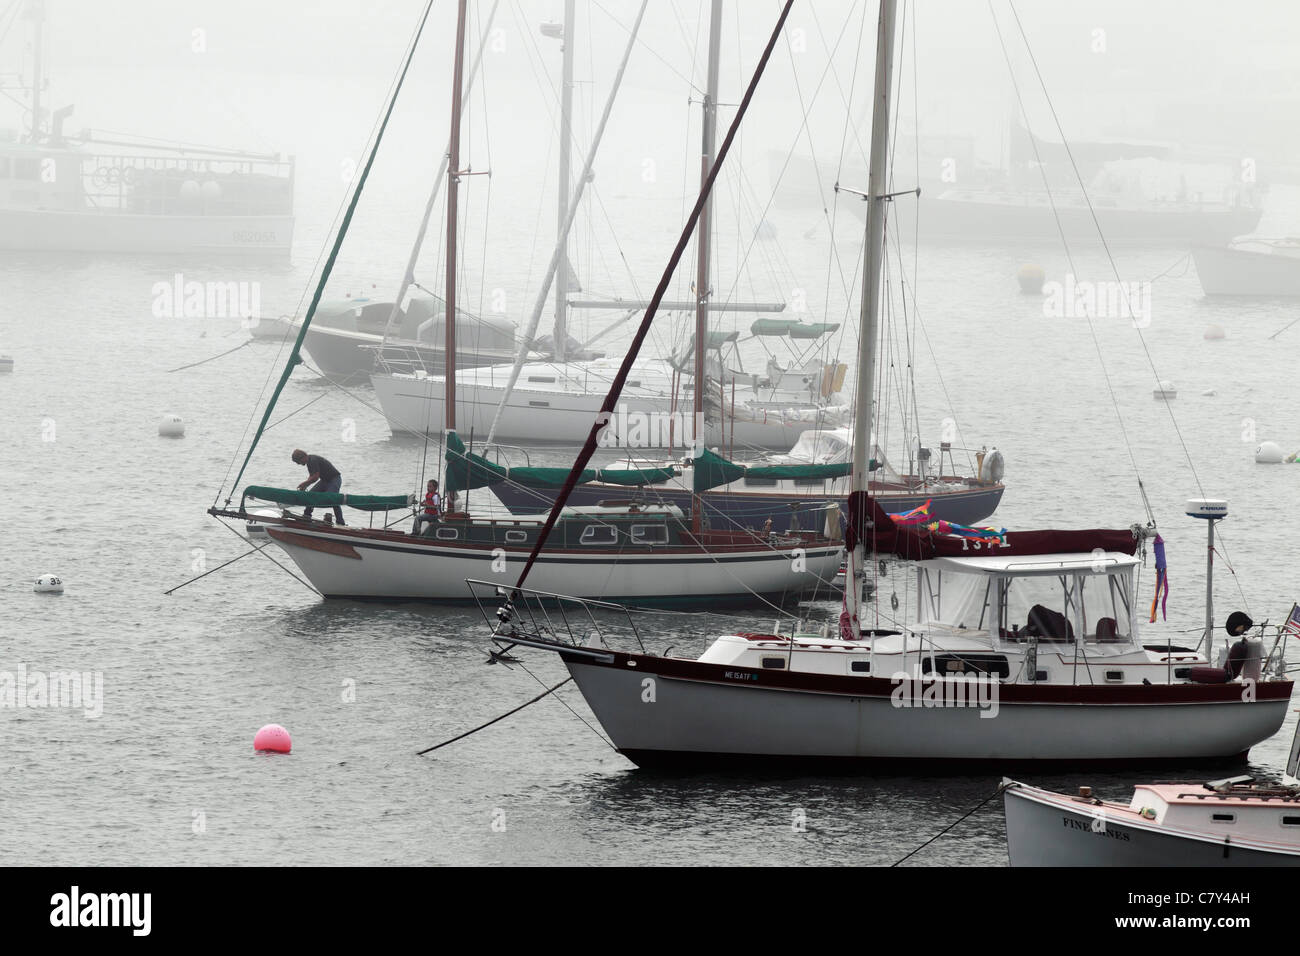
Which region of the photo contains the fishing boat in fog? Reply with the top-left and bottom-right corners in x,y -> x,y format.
1,1 -> 294,256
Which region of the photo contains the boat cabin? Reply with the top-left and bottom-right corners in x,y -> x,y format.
913,551 -> 1140,648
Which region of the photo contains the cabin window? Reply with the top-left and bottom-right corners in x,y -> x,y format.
527,376 -> 556,384
435,527 -> 459,540
580,525 -> 617,546
504,530 -> 527,544
626,380 -> 641,388
794,478 -> 824,487
13,158 -> 39,180
850,660 -> 871,673
1104,670 -> 1124,683
743,477 -> 777,488
1211,813 -> 1236,824
920,654 -> 1009,678
631,524 -> 668,545
1282,816 -> 1300,827
761,657 -> 786,669
528,401 -> 550,407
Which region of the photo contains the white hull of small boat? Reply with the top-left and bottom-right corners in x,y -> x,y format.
1193,241 -> 1300,296
1003,781 -> 1300,866
264,522 -> 841,604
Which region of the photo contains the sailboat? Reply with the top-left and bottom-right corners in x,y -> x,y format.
209,0 -> 842,607
478,0 -> 1292,769
369,0 -> 850,452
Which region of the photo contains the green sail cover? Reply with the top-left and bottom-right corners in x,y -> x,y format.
787,322 -> 840,339
242,486 -> 413,512
749,319 -> 840,339
693,448 -> 870,493
445,432 -> 676,495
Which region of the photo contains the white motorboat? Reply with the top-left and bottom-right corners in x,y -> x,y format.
1003,774 -> 1300,867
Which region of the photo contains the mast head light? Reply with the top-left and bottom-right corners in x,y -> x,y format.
1186,498 -> 1228,520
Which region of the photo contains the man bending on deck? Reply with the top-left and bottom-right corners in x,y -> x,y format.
292,448 -> 345,525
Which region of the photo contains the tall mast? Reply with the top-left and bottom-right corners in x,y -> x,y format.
444,0 -> 469,433
27,0 -> 45,142
552,0 -> 577,363
844,0 -> 896,634
692,0 -> 723,536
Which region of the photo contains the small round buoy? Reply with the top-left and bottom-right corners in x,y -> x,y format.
1255,441 -> 1285,464
1204,324 -> 1225,340
254,724 -> 292,753
1202,388 -> 1217,397
158,413 -> 185,438
34,574 -> 64,594
1016,263 -> 1046,294
1153,380 -> 1177,400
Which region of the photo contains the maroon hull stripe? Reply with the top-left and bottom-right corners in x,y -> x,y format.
567,649 -> 1294,706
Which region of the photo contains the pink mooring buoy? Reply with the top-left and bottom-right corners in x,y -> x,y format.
254,724 -> 292,753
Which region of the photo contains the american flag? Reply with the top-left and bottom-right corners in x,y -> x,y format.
1284,604 -> 1300,637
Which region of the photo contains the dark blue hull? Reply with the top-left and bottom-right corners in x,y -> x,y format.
488,482 -> 1005,533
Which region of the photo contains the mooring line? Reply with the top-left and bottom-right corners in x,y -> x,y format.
417,677 -> 573,756
890,783 -> 1007,867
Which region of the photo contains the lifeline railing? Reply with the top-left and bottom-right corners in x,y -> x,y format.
467,578 -> 648,657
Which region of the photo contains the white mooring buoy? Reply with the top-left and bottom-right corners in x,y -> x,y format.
1016,264 -> 1045,295
1255,441 -> 1285,464
34,574 -> 64,594
158,413 -> 185,438
1204,324 -> 1226,340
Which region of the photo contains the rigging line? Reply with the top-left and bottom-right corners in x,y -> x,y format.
988,1 -> 1155,527
264,388 -> 331,434
1005,1 -> 1211,516
216,8 -> 433,506
162,536 -> 280,595
225,0 -> 439,500
588,0 -> 701,95
214,518 -> 322,595
416,676 -> 577,755
512,0 -> 797,595
166,338 -> 252,373
512,660 -> 618,750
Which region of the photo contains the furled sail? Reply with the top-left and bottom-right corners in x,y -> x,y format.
691,447 -> 870,493
242,487 -> 414,512
444,431 -> 675,495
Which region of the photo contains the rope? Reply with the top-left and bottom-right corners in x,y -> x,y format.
166,338 -> 252,373
890,782 -> 1006,866
227,0 -> 438,496
417,677 -> 572,755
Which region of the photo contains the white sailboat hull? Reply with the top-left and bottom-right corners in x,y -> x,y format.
265,524 -> 842,604
371,369 -> 839,450
1003,783 -> 1300,866
559,653 -> 1288,767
